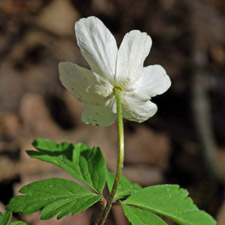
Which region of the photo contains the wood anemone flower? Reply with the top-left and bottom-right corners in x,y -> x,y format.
59,16 -> 171,127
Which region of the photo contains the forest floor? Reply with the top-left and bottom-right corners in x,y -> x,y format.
0,0 -> 225,224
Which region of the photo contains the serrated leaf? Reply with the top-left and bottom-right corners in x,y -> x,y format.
27,138 -> 107,193
6,178 -> 101,220
120,201 -> 167,225
107,172 -> 141,199
10,222 -> 27,225
124,185 -> 216,225
0,211 -> 12,225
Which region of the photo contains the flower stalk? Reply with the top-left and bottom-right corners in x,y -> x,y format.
96,88 -> 124,225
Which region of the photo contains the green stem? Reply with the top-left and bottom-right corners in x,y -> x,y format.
96,88 -> 124,225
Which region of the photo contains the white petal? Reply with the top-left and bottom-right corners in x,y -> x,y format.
82,104 -> 116,127
75,16 -> 118,81
134,65 -> 171,99
59,61 -> 113,105
122,93 -> 158,122
116,30 -> 152,85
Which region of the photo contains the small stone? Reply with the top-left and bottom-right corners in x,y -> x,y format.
35,0 -> 79,36
19,94 -> 62,137
0,113 -> 21,140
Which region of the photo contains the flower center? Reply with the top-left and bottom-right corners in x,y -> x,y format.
112,80 -> 129,92
113,85 -> 122,91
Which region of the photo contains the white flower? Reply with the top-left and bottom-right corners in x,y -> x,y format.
59,16 -> 171,127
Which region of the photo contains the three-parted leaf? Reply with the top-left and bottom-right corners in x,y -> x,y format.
6,178 -> 101,220
123,185 -> 216,225
120,201 -> 167,225
27,138 -> 107,193
107,172 -> 141,199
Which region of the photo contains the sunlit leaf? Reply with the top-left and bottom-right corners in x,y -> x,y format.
6,178 -> 101,220
27,138 -> 107,193
124,185 -> 216,225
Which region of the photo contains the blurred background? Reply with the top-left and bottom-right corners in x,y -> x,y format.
0,0 -> 225,224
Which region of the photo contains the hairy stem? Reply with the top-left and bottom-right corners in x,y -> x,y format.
96,88 -> 124,225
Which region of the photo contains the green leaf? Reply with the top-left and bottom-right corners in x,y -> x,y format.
107,172 -> 142,199
0,211 -> 27,225
6,178 -> 101,220
120,201 -> 167,225
0,211 -> 12,225
27,138 -> 107,193
124,185 -> 216,225
10,222 -> 27,225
